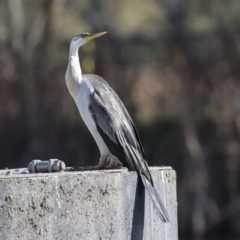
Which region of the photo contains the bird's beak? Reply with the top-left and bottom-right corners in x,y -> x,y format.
84,32 -> 107,42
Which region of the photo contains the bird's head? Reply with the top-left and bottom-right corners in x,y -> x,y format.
70,31 -> 107,48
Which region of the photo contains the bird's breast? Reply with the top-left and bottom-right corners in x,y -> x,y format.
74,82 -> 111,156
74,82 -> 95,127
65,59 -> 82,97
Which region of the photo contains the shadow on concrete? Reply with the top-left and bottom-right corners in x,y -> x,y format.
131,175 -> 145,240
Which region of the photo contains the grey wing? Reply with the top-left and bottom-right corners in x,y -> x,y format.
88,83 -> 170,222
89,88 -> 152,181
85,74 -> 145,158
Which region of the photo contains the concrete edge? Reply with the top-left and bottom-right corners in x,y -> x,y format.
0,166 -> 172,179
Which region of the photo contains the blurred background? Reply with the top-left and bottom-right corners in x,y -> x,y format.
1,0 -> 240,239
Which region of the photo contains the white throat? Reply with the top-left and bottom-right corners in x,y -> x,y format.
65,43 -> 82,96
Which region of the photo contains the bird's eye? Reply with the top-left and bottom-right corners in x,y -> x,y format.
72,33 -> 90,42
81,33 -> 90,38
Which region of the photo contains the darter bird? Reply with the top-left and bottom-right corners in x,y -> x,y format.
65,32 -> 169,222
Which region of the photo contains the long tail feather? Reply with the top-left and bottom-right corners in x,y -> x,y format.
140,172 -> 170,222
123,143 -> 170,222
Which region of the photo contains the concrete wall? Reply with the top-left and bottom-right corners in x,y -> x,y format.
0,167 -> 178,240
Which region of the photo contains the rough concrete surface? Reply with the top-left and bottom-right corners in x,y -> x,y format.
0,167 -> 178,240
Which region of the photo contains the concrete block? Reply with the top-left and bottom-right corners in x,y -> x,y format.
0,167 -> 178,240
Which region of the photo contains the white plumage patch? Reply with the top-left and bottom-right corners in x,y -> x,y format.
74,81 -> 111,157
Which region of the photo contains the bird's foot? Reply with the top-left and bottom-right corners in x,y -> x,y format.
103,156 -> 124,169
68,155 -> 124,171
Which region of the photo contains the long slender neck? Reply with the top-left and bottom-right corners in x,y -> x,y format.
67,43 -> 82,82
65,43 -> 83,97
69,43 -> 80,59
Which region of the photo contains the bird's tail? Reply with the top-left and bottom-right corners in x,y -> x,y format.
140,172 -> 170,222
123,143 -> 170,222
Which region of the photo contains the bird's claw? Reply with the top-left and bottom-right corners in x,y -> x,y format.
103,156 -> 123,169
67,156 -> 124,171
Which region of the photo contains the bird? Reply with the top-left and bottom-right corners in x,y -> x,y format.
65,31 -> 170,222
